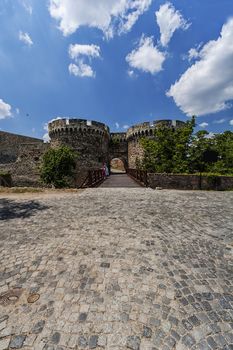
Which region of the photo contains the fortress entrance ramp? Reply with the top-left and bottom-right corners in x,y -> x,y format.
99,174 -> 141,188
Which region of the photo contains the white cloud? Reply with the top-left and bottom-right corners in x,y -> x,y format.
69,62 -> 95,78
69,44 -> 100,60
199,122 -> 208,128
230,120 -> 233,126
167,18 -> 233,116
155,2 -> 190,47
43,133 -> 50,143
16,108 -> 20,115
50,117 -> 62,123
115,122 -> 120,129
0,98 -> 12,120
127,70 -> 135,78
20,0 -> 32,15
205,132 -> 215,139
43,122 -> 48,131
188,48 -> 199,61
49,0 -> 152,38
43,121 -> 52,143
126,36 -> 166,75
123,125 -> 129,130
186,43 -> 203,62
68,44 -> 101,78
213,118 -> 226,124
19,31 -> 33,46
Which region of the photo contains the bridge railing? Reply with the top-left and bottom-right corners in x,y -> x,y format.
0,174 -> 12,187
127,168 -> 148,187
79,169 -> 105,188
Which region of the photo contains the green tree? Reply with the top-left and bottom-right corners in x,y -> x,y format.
139,118 -> 233,175
212,131 -> 233,174
40,146 -> 76,188
173,117 -> 196,173
188,130 -> 233,174
189,130 -> 218,173
140,117 -> 195,173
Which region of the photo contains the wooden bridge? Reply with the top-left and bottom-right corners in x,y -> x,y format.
99,174 -> 141,188
80,169 -> 148,188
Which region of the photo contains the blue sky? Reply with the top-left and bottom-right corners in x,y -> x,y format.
0,0 -> 233,140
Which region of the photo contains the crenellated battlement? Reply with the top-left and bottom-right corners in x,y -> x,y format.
48,118 -> 110,138
0,117 -> 186,186
126,120 -> 185,140
110,132 -> 127,142
48,118 -> 185,140
48,117 -> 185,170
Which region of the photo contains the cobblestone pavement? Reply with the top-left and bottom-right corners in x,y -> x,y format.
0,189 -> 233,350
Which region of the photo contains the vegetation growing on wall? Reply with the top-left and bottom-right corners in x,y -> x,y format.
139,117 -> 233,175
40,146 -> 76,188
140,116 -> 195,173
110,137 -> 121,145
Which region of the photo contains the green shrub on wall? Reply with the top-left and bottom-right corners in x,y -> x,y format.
40,146 -> 76,188
110,137 -> 120,145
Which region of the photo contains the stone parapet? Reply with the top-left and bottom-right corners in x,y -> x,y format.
147,173 -> 233,191
48,118 -> 110,138
110,132 -> 127,142
126,119 -> 185,140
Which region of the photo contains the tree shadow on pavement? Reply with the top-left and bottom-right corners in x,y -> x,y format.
0,198 -> 49,220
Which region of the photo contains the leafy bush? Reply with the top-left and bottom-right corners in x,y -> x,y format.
40,146 -> 76,188
140,116 -> 195,173
110,137 -> 120,145
139,117 -> 233,176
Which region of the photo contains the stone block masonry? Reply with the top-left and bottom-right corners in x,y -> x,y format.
0,118 -> 184,186
147,173 -> 233,191
0,130 -> 43,164
0,131 -> 47,187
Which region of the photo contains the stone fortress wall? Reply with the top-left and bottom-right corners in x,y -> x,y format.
0,130 -> 43,164
49,119 -> 110,166
48,119 -> 110,186
0,118 -> 184,186
0,131 -> 48,186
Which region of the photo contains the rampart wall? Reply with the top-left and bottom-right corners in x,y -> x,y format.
0,131 -> 43,164
0,131 -> 47,186
147,173 -> 233,191
49,119 -> 110,168
0,118 -> 185,186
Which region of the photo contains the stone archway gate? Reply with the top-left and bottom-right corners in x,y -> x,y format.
48,118 -> 185,186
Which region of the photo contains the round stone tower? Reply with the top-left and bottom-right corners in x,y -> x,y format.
126,120 -> 185,168
48,118 -> 110,171
48,117 -> 185,184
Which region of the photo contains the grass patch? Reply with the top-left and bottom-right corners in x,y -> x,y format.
0,186 -> 82,194
0,187 -> 44,194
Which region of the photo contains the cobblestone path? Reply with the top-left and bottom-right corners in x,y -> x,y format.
0,189 -> 233,350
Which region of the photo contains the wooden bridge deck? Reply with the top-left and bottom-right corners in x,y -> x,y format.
99,174 -> 142,188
